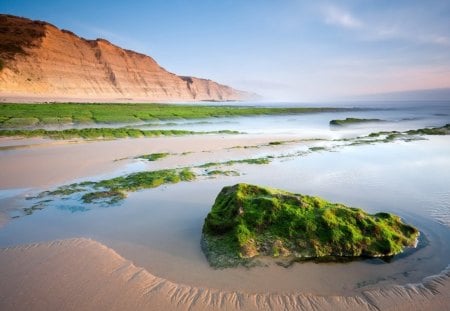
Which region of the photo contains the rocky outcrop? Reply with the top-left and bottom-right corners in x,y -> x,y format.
202,183 -> 419,268
0,14 -> 253,102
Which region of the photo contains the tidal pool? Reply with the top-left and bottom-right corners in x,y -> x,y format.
0,102 -> 449,296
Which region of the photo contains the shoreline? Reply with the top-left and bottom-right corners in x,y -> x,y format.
1,237 -> 448,311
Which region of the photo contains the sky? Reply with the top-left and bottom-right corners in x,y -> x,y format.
2,0 -> 450,101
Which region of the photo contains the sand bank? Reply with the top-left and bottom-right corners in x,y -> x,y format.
0,238 -> 448,311
0,134 -> 298,189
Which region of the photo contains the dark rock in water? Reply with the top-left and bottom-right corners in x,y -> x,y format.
330,118 -> 383,126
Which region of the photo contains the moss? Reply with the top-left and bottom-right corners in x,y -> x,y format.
3,117 -> 40,127
37,168 -> 197,206
198,157 -> 271,168
179,168 -> 196,181
137,152 -> 170,161
268,141 -> 284,145
0,128 -> 239,139
330,118 -> 383,126
366,124 -> 450,140
206,170 -> 240,177
92,168 -> 195,192
202,184 -> 419,268
0,103 -> 350,128
48,185 -> 87,196
406,124 -> 450,135
81,190 -> 126,204
345,124 -> 450,146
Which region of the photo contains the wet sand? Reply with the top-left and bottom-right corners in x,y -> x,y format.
0,134 -> 299,189
0,238 -> 448,311
1,123 -> 450,310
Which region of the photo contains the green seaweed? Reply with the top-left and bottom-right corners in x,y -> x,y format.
330,118 -> 383,126
197,157 -> 272,168
364,124 -> 450,142
35,168 -> 197,207
206,170 -> 240,177
202,184 -> 419,268
0,128 -> 240,139
92,168 -> 196,193
47,184 -> 87,196
268,141 -> 284,145
0,103 -> 350,128
81,190 -> 126,204
137,152 -> 170,161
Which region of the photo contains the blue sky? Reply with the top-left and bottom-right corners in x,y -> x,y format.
2,0 -> 450,101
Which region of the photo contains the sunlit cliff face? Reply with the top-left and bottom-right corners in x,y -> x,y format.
0,15 -> 254,102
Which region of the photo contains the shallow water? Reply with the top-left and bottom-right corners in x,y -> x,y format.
13,101 -> 450,139
0,102 -> 449,295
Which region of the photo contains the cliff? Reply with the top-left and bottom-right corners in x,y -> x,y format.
0,14 -> 253,102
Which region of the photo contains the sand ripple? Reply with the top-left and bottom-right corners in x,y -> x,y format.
0,238 -> 449,311
428,192 -> 450,227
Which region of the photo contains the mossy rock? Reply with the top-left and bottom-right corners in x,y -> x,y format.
330,118 -> 383,126
202,184 -> 419,268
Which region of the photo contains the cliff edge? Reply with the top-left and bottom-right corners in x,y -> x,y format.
0,14 -> 254,102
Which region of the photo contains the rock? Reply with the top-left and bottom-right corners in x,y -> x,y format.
202,183 -> 420,268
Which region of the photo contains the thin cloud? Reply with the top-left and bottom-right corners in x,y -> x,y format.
322,5 -> 362,29
367,27 -> 450,47
319,4 -> 450,47
422,34 -> 450,46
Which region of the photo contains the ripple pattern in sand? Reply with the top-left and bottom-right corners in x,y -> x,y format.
428,192 -> 450,227
1,238 -> 449,311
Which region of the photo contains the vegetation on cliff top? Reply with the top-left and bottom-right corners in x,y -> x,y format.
202,184 -> 419,268
0,103 -> 350,128
0,14 -> 46,61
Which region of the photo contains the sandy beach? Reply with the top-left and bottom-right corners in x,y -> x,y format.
1,115 -> 449,310
0,134 -> 298,189
2,2 -> 450,309
0,238 -> 448,311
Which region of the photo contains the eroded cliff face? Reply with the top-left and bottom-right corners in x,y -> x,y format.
0,14 -> 252,102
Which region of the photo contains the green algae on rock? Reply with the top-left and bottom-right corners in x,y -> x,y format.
330,118 -> 383,126
202,184 -> 419,268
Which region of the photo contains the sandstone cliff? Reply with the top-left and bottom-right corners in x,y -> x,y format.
0,14 -> 252,102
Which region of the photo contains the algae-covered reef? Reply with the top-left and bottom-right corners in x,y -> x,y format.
0,103 -> 351,128
202,184 -> 419,268
330,118 -> 383,126
0,128 -> 239,139
136,152 -> 170,161
34,168 -> 196,206
368,123 -> 450,139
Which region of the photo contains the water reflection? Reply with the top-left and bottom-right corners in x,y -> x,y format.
0,102 -> 449,294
